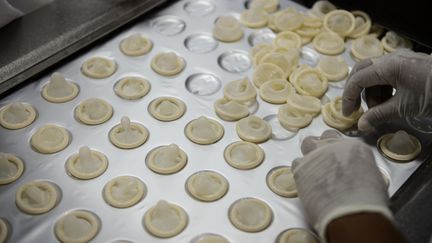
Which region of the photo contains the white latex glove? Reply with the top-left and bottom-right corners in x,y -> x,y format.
0,0 -> 22,28
342,49 -> 432,132
292,130 -> 393,240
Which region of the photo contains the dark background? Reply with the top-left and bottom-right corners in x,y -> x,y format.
299,0 -> 432,51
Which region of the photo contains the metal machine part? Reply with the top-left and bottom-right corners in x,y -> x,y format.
0,0 -> 169,96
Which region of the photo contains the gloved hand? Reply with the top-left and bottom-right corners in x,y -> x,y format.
342,49 -> 432,132
292,130 -> 392,240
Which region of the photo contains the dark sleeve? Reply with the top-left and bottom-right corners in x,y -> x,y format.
326,213 -> 408,243
321,0 -> 431,51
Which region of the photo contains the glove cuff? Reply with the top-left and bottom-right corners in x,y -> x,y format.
315,204 -> 394,243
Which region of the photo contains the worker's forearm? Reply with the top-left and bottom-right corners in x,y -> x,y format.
326,213 -> 407,243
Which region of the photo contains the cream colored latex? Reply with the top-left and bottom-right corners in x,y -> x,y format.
348,11 -> 371,39
151,52 -> 186,76
186,171 -> 228,202
194,234 -> 230,243
214,98 -> 249,121
31,124 -> 70,154
213,16 -> 244,42
289,65 -> 314,84
253,63 -> 285,88
322,96 -> 363,131
369,24 -> 384,38
267,166 -> 297,197
236,115 -> 272,143
260,50 -> 299,77
0,218 -> 8,243
290,68 -> 328,98
381,31 -> 413,53
103,176 -> 146,208
144,200 -> 188,238
146,144 -> 188,174
75,98 -> 113,125
273,31 -> 302,49
42,72 -> 79,103
295,25 -> 321,40
297,19 -> 319,43
299,63 -> 325,77
317,55 -> 349,81
302,15 -> 323,28
54,210 -> 100,243
313,31 -> 345,55
308,1 -> 336,18
286,93 -> 321,116
259,79 -> 294,104
379,130 -> 421,162
109,116 -> 149,149
224,141 -> 264,170
250,43 -> 273,60
276,47 -> 299,57
66,146 -> 108,180
120,33 -> 153,56
288,64 -> 324,83
288,64 -> 313,83
240,8 -> 268,28
267,12 -> 279,31
273,8 -> 303,32
0,152 -> 24,185
300,35 -> 313,45
252,45 -> 276,66
223,77 -> 257,103
249,0 -> 279,13
323,10 -> 355,37
229,198 -> 273,232
114,76 -> 151,100
81,56 -> 117,79
185,116 -> 224,145
277,228 -> 319,243
15,181 -> 59,214
277,103 -> 314,132
351,35 -> 384,60
148,97 -> 186,122
0,102 -> 36,130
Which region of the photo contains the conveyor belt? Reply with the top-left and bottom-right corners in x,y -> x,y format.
0,1 -> 431,242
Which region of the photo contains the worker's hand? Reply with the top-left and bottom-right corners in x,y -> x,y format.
342,49 -> 432,132
292,130 -> 392,239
